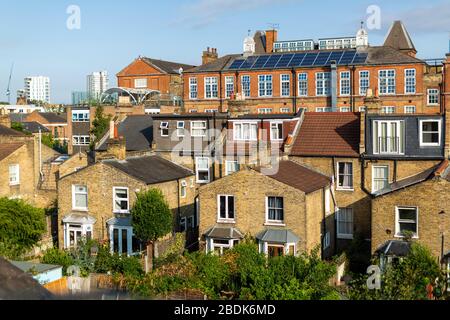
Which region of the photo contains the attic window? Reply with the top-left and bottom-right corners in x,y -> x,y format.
134,78 -> 147,88
160,122 -> 169,137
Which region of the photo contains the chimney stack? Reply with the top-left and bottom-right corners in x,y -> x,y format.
202,47 -> 219,65
265,29 -> 278,53
364,88 -> 381,114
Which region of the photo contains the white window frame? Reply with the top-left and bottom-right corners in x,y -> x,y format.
180,217 -> 187,232
72,185 -> 88,211
258,108 -> 273,114
359,106 -> 367,112
340,71 -> 351,96
373,120 -> 405,154
195,157 -> 210,183
113,187 -> 129,214
419,119 -> 441,147
225,160 -> 239,176
337,208 -> 354,239
72,135 -> 90,146
225,76 -> 234,98
258,75 -> 273,97
241,75 -> 251,98
336,162 -> 353,191
64,223 -> 93,249
381,106 -> 395,114
265,196 -> 284,225
427,89 -> 439,106
359,70 -> 370,96
395,206 -> 418,238
340,107 -> 351,112
233,122 -> 258,141
280,107 -> 291,113
204,77 -> 218,99
189,78 -> 198,100
217,194 -> 236,223
160,121 -> 169,137
379,69 -> 396,95
176,121 -> 185,137
9,164 -> 20,186
72,110 -> 90,122
298,73 -> 308,97
404,69 -> 416,94
325,187 -> 331,215
270,121 -> 283,141
316,107 -> 332,112
280,74 -> 290,97
134,78 -> 147,89
372,165 -> 389,193
180,180 -> 187,198
404,105 -> 416,114
191,121 -> 207,137
323,232 -> 331,249
316,72 -> 331,96
208,238 -> 238,255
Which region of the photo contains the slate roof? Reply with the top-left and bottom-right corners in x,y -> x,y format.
290,112 -> 360,157
374,161 -> 450,197
9,113 -> 28,123
254,31 -> 267,54
97,115 -> 153,152
0,124 -> 26,136
384,21 -> 416,52
34,112 -> 67,124
256,160 -> 331,194
256,229 -> 300,244
22,121 -> 50,133
204,226 -> 244,239
142,58 -> 196,74
0,143 -> 25,161
103,155 -> 193,184
375,240 -> 411,257
364,46 -> 422,65
0,257 -> 53,300
184,55 -> 241,73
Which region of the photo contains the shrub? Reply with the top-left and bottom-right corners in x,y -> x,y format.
41,248 -> 74,275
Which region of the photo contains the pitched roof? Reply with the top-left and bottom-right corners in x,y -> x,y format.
22,121 -> 50,133
365,46 -> 422,65
374,161 -> 450,197
0,143 -> 25,161
184,54 -> 241,73
9,113 -> 28,123
375,240 -> 411,257
254,31 -> 267,54
290,112 -> 360,157
0,257 -> 53,300
256,160 -> 331,194
103,155 -> 193,184
97,115 -> 153,152
0,124 -> 26,136
384,21 -> 416,52
142,58 -> 196,74
33,112 -> 67,124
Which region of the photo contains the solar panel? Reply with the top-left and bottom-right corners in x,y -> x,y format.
239,56 -> 258,69
252,56 -> 270,69
300,53 -> 319,66
263,55 -> 282,68
228,59 -> 245,70
288,53 -> 307,67
325,51 -> 344,65
275,53 -> 295,68
353,53 -> 368,64
313,52 -> 332,66
339,51 -> 357,64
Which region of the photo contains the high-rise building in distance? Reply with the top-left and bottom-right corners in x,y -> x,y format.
24,76 -> 50,103
87,71 -> 109,101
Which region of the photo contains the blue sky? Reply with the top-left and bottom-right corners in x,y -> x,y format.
0,0 -> 449,104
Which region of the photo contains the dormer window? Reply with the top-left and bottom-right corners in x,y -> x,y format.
373,120 -> 405,155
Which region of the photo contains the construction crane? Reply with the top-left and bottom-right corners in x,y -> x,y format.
6,63 -> 13,104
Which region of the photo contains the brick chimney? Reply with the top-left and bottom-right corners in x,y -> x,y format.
265,29 -> 278,53
202,47 -> 219,65
106,120 -> 126,160
364,88 -> 381,114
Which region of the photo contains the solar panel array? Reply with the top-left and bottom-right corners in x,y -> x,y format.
227,50 -> 368,70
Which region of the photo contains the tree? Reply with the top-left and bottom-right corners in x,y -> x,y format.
90,105 -> 112,146
0,198 -> 46,258
131,189 -> 173,272
348,242 -> 445,300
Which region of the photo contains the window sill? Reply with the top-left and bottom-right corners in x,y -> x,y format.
72,208 -> 88,212
337,234 -> 354,240
394,234 -> 418,239
420,144 -> 440,148
264,222 -> 286,227
217,219 -> 236,224
336,188 -> 354,192
113,211 -> 130,215
9,183 -> 20,187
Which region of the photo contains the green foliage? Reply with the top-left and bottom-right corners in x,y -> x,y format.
40,133 -> 67,154
90,105 -> 112,144
125,241 -> 339,300
41,248 -> 74,275
131,189 -> 173,244
154,233 -> 186,268
348,242 -> 445,300
11,122 -> 31,135
0,198 -> 46,258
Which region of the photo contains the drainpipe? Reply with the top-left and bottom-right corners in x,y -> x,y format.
39,128 -> 43,182
219,71 -> 223,112
292,68 -> 297,113
177,179 -> 181,234
360,156 -> 373,196
330,61 -> 338,112
393,160 -> 398,183
351,66 -> 356,111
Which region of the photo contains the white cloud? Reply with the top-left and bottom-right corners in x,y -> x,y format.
173,0 -> 302,29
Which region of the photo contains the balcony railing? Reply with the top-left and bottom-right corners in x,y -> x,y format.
377,136 -> 402,154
